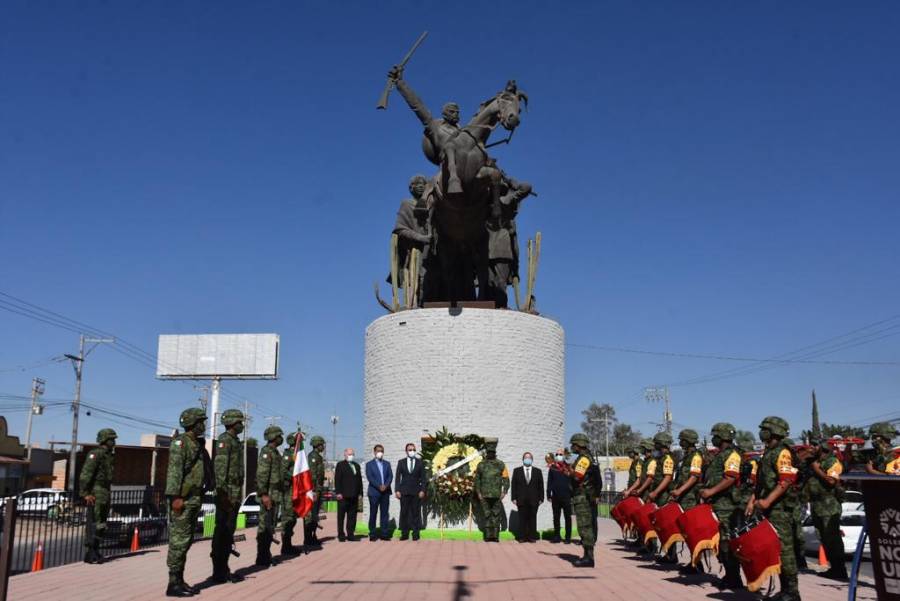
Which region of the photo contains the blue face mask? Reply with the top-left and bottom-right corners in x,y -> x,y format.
523,458 -> 533,466
566,453 -> 577,464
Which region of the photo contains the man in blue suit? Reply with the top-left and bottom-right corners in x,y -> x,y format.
365,443 -> 393,541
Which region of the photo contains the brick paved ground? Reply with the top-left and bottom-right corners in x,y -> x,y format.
10,518 -> 876,600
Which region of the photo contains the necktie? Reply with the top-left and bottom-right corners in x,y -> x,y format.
526,467 -> 531,483
408,458 -> 413,473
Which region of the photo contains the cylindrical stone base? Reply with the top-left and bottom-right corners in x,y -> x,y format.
363,308 -> 565,533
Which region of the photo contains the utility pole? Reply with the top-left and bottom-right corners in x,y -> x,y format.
330,413 -> 339,463
65,334 -> 114,493
264,415 -> 283,426
209,377 -> 221,446
25,377 -> 45,461
645,386 -> 672,437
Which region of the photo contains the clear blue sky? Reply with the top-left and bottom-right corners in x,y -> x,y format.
2,2 -> 898,456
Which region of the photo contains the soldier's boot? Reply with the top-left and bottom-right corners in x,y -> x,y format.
281,525 -> 300,556
93,539 -> 105,563
255,535 -> 273,567
180,571 -> 200,595
165,571 -> 194,597
720,561 -> 744,589
574,546 -> 595,568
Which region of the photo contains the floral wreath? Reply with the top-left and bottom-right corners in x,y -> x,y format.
422,427 -> 487,526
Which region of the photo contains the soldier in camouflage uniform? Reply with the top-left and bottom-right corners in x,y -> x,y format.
626,447 -> 642,489
671,429 -> 703,511
165,408 -> 212,598
735,434 -> 759,513
256,425 -> 284,567
304,435 -> 326,548
632,438 -> 657,502
279,431 -> 301,555
79,428 -> 117,564
805,438 -> 848,580
747,416 -> 801,601
647,431 -> 675,506
866,422 -> 899,475
784,438 -> 809,571
699,422 -> 742,590
567,433 -> 596,567
473,439 -> 509,542
211,409 -> 245,583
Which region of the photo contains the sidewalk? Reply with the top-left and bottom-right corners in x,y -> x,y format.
9,518 -> 875,600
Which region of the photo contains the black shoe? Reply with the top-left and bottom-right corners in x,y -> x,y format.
399,533 -> 409,541
338,536 -> 346,542
84,552 -> 99,564
166,583 -> 194,597
412,533 -> 420,541
281,542 -> 301,556
380,535 -> 392,541
564,538 -> 572,544
181,577 -> 200,595
820,568 -> 849,581
678,564 -> 701,575
573,551 -> 595,568
717,577 -> 744,590
347,536 -> 360,542
369,535 -> 378,541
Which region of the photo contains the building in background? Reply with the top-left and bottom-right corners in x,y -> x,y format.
0,416 -> 28,496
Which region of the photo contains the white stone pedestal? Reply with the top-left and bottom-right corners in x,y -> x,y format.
362,308 -> 565,533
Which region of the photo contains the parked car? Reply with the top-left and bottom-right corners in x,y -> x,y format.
841,490 -> 864,513
239,492 -> 260,526
801,510 -> 869,557
15,488 -> 70,518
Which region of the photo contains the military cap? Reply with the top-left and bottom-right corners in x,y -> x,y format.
220,408 -> 244,426
678,429 -> 699,445
653,431 -> 673,447
264,425 -> 284,443
179,407 -> 207,429
310,435 -> 325,447
569,433 -> 590,448
639,438 -> 654,451
711,422 -> 737,441
759,416 -> 790,438
286,431 -> 299,447
96,428 -> 118,444
734,431 -> 757,452
870,422 -> 899,440
484,439 -> 498,451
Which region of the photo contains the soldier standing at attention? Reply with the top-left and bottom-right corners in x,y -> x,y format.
699,423 -> 743,590
567,433 -> 596,567
256,425 -> 284,567
474,439 -> 509,542
280,431 -> 301,556
626,447 -> 643,490
805,438 -> 848,581
304,435 -> 326,548
632,438 -> 658,502
211,409 -> 245,583
747,416 -> 801,601
80,428 -> 117,564
165,408 -> 212,598
671,429 -> 703,511
646,432 -> 675,506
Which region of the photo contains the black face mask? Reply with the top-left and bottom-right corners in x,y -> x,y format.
486,451 -> 496,459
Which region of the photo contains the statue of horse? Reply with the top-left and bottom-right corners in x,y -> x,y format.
392,75 -> 528,303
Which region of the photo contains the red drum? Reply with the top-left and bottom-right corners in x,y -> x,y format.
611,503 -> 626,532
729,516 -> 782,593
633,502 -> 659,545
615,495 -> 644,537
650,502 -> 685,553
676,503 -> 720,567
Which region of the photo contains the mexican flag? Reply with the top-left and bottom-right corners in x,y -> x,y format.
291,436 -> 314,518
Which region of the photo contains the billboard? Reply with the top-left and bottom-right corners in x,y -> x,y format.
156,334 -> 279,379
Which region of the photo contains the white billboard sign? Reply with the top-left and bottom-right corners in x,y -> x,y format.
156,333 -> 279,379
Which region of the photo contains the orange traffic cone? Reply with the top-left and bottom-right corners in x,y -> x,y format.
818,544 -> 828,567
130,526 -> 140,552
31,542 -> 44,572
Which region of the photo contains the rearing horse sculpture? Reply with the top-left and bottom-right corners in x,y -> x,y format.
391,69 -> 528,303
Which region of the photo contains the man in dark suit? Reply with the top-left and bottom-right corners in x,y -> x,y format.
394,442 -> 426,540
365,443 -> 393,541
511,451 -> 544,542
334,448 -> 363,541
546,448 -> 572,543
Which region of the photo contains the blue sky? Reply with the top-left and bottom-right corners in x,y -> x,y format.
1,2 -> 898,457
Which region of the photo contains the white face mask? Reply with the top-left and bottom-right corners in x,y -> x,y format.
555,454 -> 564,462
407,450 -> 416,458
346,454 -> 354,463
375,451 -> 384,459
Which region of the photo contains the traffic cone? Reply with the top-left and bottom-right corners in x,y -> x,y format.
818,544 -> 828,567
31,542 -> 44,572
130,526 -> 140,553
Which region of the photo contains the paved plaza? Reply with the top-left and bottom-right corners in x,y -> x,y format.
9,518 -> 876,601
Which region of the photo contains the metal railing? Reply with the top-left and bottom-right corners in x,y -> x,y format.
1,487 -> 173,576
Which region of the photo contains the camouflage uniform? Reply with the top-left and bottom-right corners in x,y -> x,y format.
627,450 -> 642,489
702,423 -> 742,588
569,433 -> 596,567
279,432 -> 300,555
674,430 -> 703,511
256,426 -> 283,566
869,422 -> 900,475
756,416 -> 800,600
211,409 -> 244,582
165,408 -> 211,597
473,440 -> 509,541
79,428 -> 117,563
649,432 -> 675,506
303,436 -> 326,547
806,442 -> 847,579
